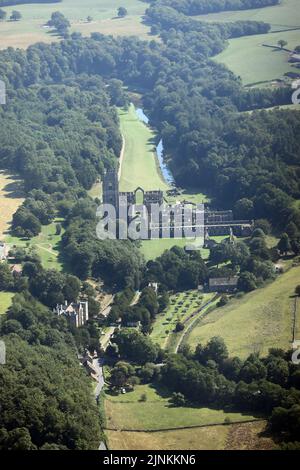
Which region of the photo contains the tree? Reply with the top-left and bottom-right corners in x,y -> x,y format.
170,392 -> 186,407
87,16 -> 93,23
237,272 -> 257,292
295,285 -> 300,297
278,39 -> 288,49
10,11 -> 22,22
0,9 -> 7,21
117,7 -> 128,18
175,322 -> 184,332
277,233 -> 291,256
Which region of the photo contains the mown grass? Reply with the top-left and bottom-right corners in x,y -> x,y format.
0,292 -> 14,315
104,383 -> 257,431
185,264 -> 300,358
140,238 -> 209,262
118,104 -> 169,192
0,0 -> 150,50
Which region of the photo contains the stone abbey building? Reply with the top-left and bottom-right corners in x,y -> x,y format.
102,170 -> 253,239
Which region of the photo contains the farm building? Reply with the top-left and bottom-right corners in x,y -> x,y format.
209,277 -> 239,293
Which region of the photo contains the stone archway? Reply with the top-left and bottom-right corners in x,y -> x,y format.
134,186 -> 145,205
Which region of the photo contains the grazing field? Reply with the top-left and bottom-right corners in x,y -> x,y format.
0,0 -> 150,50
184,264 -> 300,359
0,292 -> 14,315
119,105 -> 169,192
104,384 -> 257,432
198,0 -> 300,32
5,219 -> 64,271
106,420 -> 274,450
151,291 -> 214,349
0,172 -> 24,240
215,29 -> 300,86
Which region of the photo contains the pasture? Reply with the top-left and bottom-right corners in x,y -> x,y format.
0,171 -> 24,240
184,264 -> 300,358
104,383 -> 257,432
118,104 -> 169,192
0,292 -> 14,315
106,420 -> 273,450
198,0 -> 300,32
215,29 -> 300,86
0,0 -> 150,50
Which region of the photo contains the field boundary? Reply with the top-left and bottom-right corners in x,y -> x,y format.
104,418 -> 264,433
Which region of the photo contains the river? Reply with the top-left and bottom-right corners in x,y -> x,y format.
136,107 -> 175,186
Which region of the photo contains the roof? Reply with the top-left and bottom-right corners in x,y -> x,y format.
209,277 -> 239,287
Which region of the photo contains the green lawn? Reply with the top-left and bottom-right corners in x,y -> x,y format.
198,0 -> 300,32
215,29 -> 300,86
0,292 -> 14,315
0,0 -> 150,50
105,384 -> 257,431
185,264 -> 300,359
118,104 -> 169,192
140,238 -> 208,261
5,219 -> 64,271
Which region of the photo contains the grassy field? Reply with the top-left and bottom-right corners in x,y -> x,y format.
0,171 -> 24,240
5,219 -> 64,270
0,0 -> 150,50
140,237 -> 208,261
106,420 -> 274,450
203,0 -> 300,86
151,291 -> 213,349
0,292 -> 14,315
184,264 -> 300,359
215,29 -> 300,86
119,104 -> 169,192
104,383 -> 257,432
198,0 -> 300,31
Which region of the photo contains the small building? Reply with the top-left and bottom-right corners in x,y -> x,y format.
290,53 -> 300,63
0,242 -> 7,261
209,277 -> 239,293
10,264 -> 22,276
54,300 -> 89,328
148,282 -> 159,294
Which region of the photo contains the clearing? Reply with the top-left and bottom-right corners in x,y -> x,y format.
0,0 -> 150,50
184,264 -> 300,358
0,291 -> 14,315
0,171 -> 24,240
104,383 -> 258,432
5,218 -> 64,271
